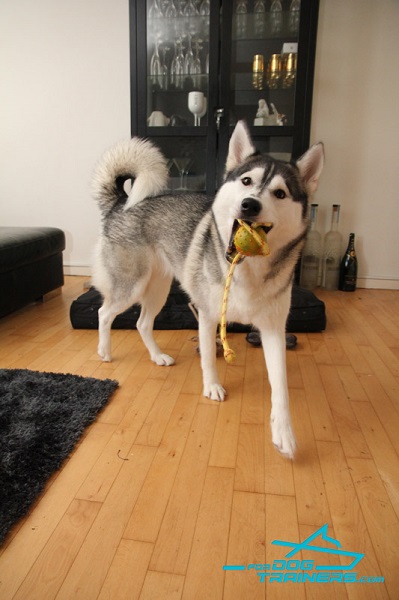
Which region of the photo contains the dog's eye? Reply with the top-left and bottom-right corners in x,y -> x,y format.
241,177 -> 252,186
274,189 -> 286,199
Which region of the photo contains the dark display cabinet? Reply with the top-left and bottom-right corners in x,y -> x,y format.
129,0 -> 320,194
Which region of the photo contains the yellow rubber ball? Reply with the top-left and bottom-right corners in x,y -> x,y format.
234,225 -> 268,256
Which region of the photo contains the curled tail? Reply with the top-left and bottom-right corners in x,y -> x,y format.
92,137 -> 169,214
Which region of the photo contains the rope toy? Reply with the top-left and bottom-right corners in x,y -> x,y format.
220,219 -> 272,364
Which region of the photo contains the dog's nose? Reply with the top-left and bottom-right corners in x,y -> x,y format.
241,198 -> 262,218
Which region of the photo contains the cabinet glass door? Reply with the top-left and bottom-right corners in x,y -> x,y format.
219,0 -> 306,168
135,1 -> 216,193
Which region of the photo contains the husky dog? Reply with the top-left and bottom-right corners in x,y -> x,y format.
92,122 -> 324,458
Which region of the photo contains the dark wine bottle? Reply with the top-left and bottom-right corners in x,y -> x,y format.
339,233 -> 357,291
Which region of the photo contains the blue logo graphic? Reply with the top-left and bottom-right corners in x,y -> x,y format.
223,524 -> 384,584
272,523 -> 364,571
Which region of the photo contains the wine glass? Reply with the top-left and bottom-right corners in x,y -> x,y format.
188,91 -> 205,126
199,0 -> 210,16
148,0 -> 163,18
192,40 -> 203,87
173,157 -> 191,190
165,0 -> 177,18
183,0 -> 198,16
170,39 -> 184,88
150,39 -> 163,77
183,34 -> 195,76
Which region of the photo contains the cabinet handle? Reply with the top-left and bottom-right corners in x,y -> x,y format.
214,107 -> 224,131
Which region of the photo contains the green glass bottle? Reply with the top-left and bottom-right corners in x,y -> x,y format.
339,233 -> 357,291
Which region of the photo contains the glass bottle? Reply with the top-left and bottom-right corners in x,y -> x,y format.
339,233 -> 358,291
321,204 -> 342,290
270,0 -> 283,36
289,0 -> 301,35
300,203 -> 321,290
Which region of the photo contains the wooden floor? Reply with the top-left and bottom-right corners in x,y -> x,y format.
0,276 -> 398,600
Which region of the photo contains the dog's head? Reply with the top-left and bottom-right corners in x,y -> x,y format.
215,121 -> 324,253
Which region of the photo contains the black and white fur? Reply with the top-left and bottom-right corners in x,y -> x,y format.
92,121 -> 324,458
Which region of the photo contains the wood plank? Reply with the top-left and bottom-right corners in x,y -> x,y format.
241,345 -> 266,424
265,494 -> 306,600
223,491 -> 266,600
348,457 -> 399,599
299,524 -> 348,600
350,402 -> 399,518
298,355 -> 340,442
13,499 -> 102,600
357,373 -> 399,455
318,364 -> 371,459
149,405 -> 218,575
97,540 -> 154,600
0,423 -> 115,599
182,467 -> 235,600
290,389 -> 331,526
124,392 -> 199,542
234,423 -> 265,494
139,572 -> 185,600
55,445 -> 156,600
208,367 -> 243,469
336,365 -> 369,402
317,441 -> 389,600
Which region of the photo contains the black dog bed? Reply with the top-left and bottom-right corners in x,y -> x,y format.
70,281 -> 326,334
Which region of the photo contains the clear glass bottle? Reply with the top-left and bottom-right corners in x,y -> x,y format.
322,204 -> 342,290
300,203 -> 321,290
339,233 -> 358,291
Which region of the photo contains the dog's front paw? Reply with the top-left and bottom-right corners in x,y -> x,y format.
271,413 -> 297,459
98,345 -> 111,362
152,353 -> 175,366
204,383 -> 226,402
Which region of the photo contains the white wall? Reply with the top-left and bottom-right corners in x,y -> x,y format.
1,0 -> 398,288
0,0 -> 130,274
310,0 -> 399,289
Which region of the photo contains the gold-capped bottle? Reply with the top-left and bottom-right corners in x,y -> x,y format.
339,233 -> 358,291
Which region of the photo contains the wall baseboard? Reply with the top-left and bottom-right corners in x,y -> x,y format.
63,264 -> 92,277
357,277 -> 399,290
63,265 -> 399,290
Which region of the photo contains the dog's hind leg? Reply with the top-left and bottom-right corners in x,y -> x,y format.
198,309 -> 226,401
137,273 -> 175,366
98,295 -> 136,362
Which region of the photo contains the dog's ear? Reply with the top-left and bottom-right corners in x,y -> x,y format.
225,121 -> 256,174
296,142 -> 324,196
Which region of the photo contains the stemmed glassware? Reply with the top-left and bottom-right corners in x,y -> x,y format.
170,38 -> 184,87
183,34 -> 195,76
165,0 -> 177,18
183,0 -> 198,16
173,157 -> 191,190
150,39 -> 162,77
199,0 -> 210,16
188,91 -> 205,126
148,0 -> 163,19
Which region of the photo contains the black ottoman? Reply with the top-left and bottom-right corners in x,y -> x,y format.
0,227 -> 66,318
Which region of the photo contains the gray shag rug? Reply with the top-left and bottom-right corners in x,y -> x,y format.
0,368 -> 118,545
